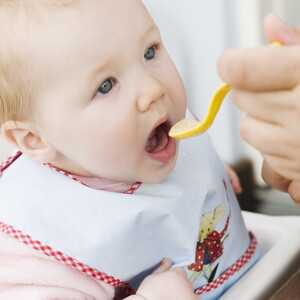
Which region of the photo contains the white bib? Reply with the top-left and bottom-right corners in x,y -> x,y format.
0,133 -> 251,291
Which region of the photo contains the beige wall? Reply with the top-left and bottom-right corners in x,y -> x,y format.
234,0 -> 300,48
261,0 -> 300,27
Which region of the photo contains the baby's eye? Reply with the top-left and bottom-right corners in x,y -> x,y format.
144,44 -> 158,61
97,78 -> 115,95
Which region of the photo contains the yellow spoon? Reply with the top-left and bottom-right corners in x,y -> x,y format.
169,82 -> 231,139
169,42 -> 282,140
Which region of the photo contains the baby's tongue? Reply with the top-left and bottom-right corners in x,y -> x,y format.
146,126 -> 168,153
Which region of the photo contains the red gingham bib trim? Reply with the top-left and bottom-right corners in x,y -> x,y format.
0,224 -> 257,297
195,231 -> 257,295
1,152 -> 257,296
43,163 -> 141,194
0,151 -> 141,194
0,221 -> 134,296
0,150 -> 22,176
0,151 -> 137,294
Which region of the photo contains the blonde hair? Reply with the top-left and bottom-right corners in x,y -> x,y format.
0,0 -> 79,128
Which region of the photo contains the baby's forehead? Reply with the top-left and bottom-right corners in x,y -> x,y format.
1,0 -> 148,26
5,0 -> 155,85
1,0 -> 155,69
2,0 -> 152,50
25,0 -> 151,33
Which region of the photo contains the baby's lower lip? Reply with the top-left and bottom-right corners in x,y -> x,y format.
146,137 -> 177,163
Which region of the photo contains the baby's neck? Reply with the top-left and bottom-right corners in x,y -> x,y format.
43,162 -> 139,194
73,174 -> 135,193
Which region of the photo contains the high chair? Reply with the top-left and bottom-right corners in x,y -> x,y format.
221,211 -> 300,299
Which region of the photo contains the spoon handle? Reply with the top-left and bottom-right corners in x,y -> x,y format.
196,82 -> 231,134
169,42 -> 282,139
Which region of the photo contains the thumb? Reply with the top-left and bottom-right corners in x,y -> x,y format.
152,258 -> 172,274
263,14 -> 300,45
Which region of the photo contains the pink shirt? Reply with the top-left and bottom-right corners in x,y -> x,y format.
0,230 -> 115,299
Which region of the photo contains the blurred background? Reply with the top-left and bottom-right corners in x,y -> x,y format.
142,0 -> 300,215
1,0 -> 300,216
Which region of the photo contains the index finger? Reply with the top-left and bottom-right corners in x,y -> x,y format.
218,45 -> 300,91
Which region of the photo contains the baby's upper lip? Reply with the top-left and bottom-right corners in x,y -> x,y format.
149,115 -> 170,136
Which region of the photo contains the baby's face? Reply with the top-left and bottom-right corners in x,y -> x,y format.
32,0 -> 186,183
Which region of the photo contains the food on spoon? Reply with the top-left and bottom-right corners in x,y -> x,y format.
169,119 -> 200,139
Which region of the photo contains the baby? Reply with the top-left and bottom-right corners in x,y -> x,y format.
0,0 -> 259,299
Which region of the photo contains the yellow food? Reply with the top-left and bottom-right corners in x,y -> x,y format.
169,83 -> 231,139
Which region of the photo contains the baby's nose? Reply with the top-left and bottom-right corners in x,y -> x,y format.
136,75 -> 165,112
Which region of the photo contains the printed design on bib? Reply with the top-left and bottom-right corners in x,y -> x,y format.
195,231 -> 257,295
188,205 -> 230,283
188,180 -> 230,284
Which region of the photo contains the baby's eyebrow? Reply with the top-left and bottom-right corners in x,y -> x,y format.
90,60 -> 111,78
88,26 -> 160,79
87,53 -> 118,82
142,24 -> 160,40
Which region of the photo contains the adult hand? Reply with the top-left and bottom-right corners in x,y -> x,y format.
218,14 -> 300,204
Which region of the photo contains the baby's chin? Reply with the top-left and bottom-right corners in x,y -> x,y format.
139,158 -> 178,184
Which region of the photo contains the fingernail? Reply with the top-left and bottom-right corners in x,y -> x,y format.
161,258 -> 168,264
270,14 -> 299,44
272,14 -> 292,35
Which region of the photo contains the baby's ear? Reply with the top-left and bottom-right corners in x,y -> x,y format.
1,120 -> 56,163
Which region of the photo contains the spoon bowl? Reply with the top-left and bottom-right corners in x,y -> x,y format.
169,83 -> 231,139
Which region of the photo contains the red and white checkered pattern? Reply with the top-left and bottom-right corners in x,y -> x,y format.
0,219 -> 257,297
43,162 -> 141,194
195,232 -> 257,295
0,150 -> 22,176
125,182 -> 142,194
0,152 -> 258,297
0,152 -> 137,294
0,221 -> 134,296
0,151 -> 141,194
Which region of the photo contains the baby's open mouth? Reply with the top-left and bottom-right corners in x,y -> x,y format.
145,120 -> 177,163
146,121 -> 170,154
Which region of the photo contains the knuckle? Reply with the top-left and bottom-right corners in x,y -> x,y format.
239,117 -> 251,142
291,86 -> 300,117
288,60 -> 300,89
217,50 -> 231,78
171,267 -> 187,278
230,64 -> 249,87
230,89 -> 241,107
